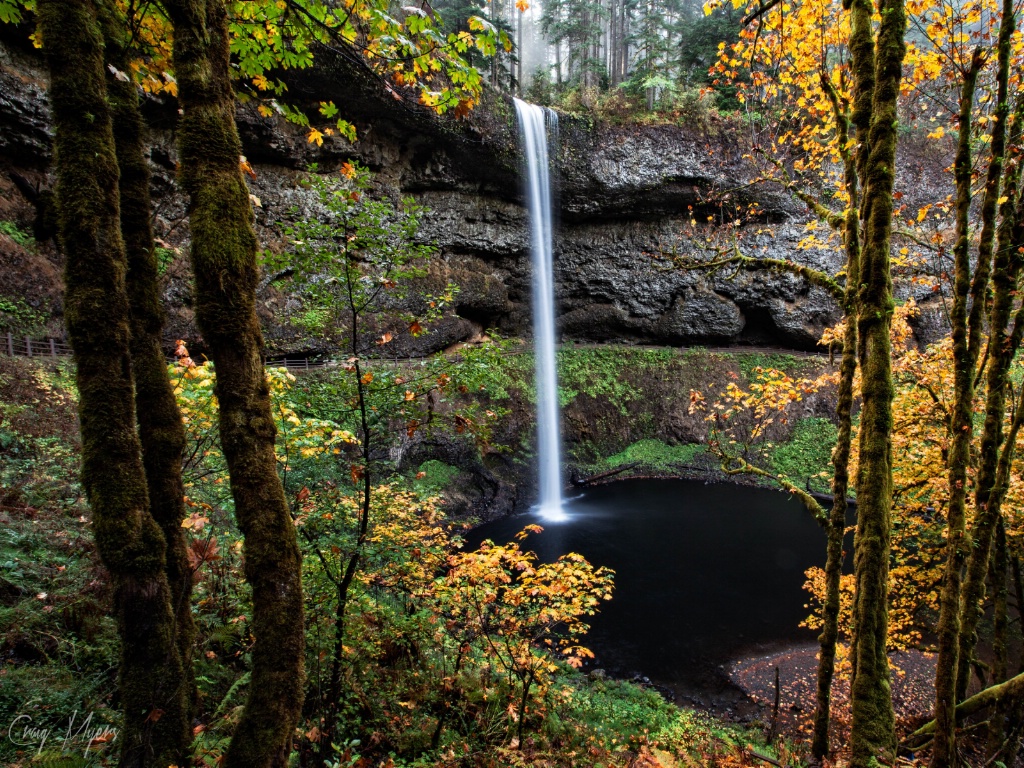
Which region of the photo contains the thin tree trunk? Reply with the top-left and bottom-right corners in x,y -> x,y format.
956,0 -> 1023,697
164,0 -> 305,763
37,0 -> 188,764
987,518 -> 1009,752
1014,552 -> 1024,675
99,0 -> 197,721
932,49 -> 985,768
847,0 -> 905,760
811,73 -> 860,761
517,7 -> 523,95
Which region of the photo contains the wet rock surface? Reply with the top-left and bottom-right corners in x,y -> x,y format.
0,35 -> 948,352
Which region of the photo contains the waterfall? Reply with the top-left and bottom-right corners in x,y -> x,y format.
514,98 -> 565,522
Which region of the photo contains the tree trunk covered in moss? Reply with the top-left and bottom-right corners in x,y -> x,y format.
99,2 -> 197,720
987,518 -> 1009,752
811,74 -> 860,760
956,38 -> 1024,703
846,0 -> 875,195
164,0 -> 305,763
37,0 -> 189,764
931,50 -> 985,768
843,0 -> 875,694
812,242 -> 857,763
847,0 -> 905,759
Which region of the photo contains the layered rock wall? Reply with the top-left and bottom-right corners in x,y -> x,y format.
0,34 -> 946,353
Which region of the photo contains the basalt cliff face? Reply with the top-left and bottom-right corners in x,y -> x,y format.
0,35 -> 946,354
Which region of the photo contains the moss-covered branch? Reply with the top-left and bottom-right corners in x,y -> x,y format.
907,670 -> 1024,744
763,154 -> 846,231
672,247 -> 846,304
718,454 -> 827,523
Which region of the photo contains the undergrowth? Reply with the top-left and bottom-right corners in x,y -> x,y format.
0,357 -> 117,767
605,439 -> 705,472
0,352 -> 818,768
735,352 -> 814,382
767,417 -> 837,494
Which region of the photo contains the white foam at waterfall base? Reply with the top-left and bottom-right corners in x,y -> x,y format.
513,98 -> 566,524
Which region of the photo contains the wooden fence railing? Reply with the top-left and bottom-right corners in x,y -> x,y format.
5,333 -> 830,370
4,334 -> 73,358
4,334 -> 331,372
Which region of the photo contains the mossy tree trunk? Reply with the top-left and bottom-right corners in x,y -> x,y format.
844,0 -> 875,695
811,71 -> 861,761
931,48 -> 986,768
811,233 -> 857,762
164,0 -> 306,763
933,8 -> 1018,761
99,0 -> 197,718
847,0 -> 905,759
987,518 -> 1010,752
955,48 -> 1024,710
37,0 -> 190,764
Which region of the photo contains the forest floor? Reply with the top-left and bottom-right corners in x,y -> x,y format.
729,643 -> 936,745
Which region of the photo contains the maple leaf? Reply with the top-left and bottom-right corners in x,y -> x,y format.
239,156 -> 257,179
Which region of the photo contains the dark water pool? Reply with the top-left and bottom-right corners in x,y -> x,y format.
469,478 -> 831,700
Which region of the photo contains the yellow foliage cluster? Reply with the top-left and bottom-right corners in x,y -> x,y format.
691,366 -> 820,454
431,526 -> 614,717
802,304 -> 1024,651
170,344 -> 357,484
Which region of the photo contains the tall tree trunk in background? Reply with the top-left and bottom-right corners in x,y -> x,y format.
517,7 -> 523,95
956,1 -> 1022,702
811,73 -> 860,760
99,0 -> 197,718
164,0 -> 306,763
931,49 -> 985,768
847,0 -> 904,759
987,518 -> 1010,752
37,0 -> 189,764
934,9 -> 1017,762
811,227 -> 857,763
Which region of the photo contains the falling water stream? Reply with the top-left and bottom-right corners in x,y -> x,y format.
514,98 -> 565,522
